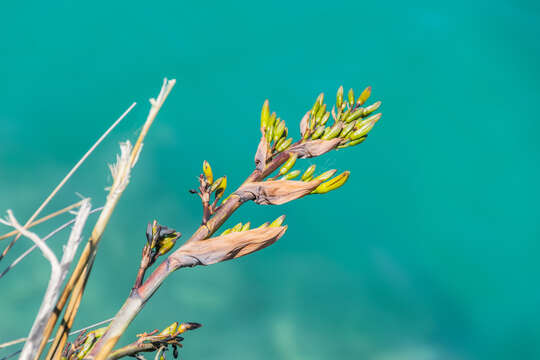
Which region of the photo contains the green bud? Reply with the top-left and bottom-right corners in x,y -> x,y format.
302,164 -> 316,181
319,112 -> 330,126
315,104 -> 327,125
340,122 -> 355,138
209,177 -> 224,193
348,136 -> 367,147
314,169 -> 337,181
347,88 -> 355,106
279,153 -> 298,175
77,333 -> 96,359
356,86 -> 371,106
273,120 -> 286,142
274,137 -> 286,151
261,100 -> 270,129
276,138 -> 293,152
336,86 -> 344,109
349,121 -> 375,140
364,101 -> 382,115
214,176 -> 227,201
311,94 -> 322,118
202,160 -> 213,184
267,112 -> 276,132
310,125 -> 325,140
312,171 -> 350,194
321,122 -> 343,140
281,169 -> 300,180
241,222 -> 251,231
346,108 -> 363,123
266,121 -> 274,143
269,215 -> 286,227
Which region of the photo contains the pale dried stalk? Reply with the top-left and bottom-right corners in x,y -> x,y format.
43,79 -> 176,360
0,199 -> 91,360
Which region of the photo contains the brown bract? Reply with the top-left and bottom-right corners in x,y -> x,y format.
299,111 -> 310,137
234,179 -> 322,205
288,138 -> 341,158
254,133 -> 269,172
170,226 -> 287,269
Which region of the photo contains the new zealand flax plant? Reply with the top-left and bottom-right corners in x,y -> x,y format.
0,79 -> 382,360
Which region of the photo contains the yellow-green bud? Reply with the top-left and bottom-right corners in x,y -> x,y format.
321,122 -> 343,140
347,88 -> 355,106
314,169 -> 337,181
356,86 -> 371,106
336,86 -> 344,109
276,138 -> 293,152
214,176 -> 227,201
202,160 -> 213,184
160,322 -> 179,337
364,101 -> 382,115
319,112 -> 330,126
302,164 -> 316,181
312,171 -> 350,194
273,119 -> 286,142
340,122 -> 355,138
209,177 -> 224,193
269,215 -> 286,227
281,169 -> 300,180
310,125 -> 325,140
261,100 -> 270,129
279,153 -> 298,175
221,228 -> 233,235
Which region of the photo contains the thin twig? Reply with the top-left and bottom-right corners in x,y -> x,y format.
0,201 -> 83,241
0,103 -> 136,261
0,207 -> 103,280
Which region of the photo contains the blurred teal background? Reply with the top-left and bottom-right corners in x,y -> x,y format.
1,1 -> 539,359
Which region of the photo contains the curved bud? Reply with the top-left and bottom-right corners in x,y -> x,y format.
281,169 -> 300,180
340,122 -> 355,138
356,86 -> 371,106
350,115 -> 380,140
364,101 -> 381,115
279,153 -> 298,175
336,86 -> 344,109
276,138 -> 293,152
302,164 -> 316,181
209,177 -> 224,193
348,88 -> 355,106
319,112 -> 330,126
261,100 -> 270,129
346,108 -> 363,123
214,176 -> 227,201
311,171 -> 350,194
314,169 -> 337,182
270,215 -> 286,227
348,136 -> 367,147
202,160 -> 213,184
273,119 -> 286,142
321,122 -> 343,140
310,125 -> 325,140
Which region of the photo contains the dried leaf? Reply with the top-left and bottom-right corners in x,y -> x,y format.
254,134 -> 268,171
287,138 -> 341,158
234,179 -> 322,205
172,226 -> 287,268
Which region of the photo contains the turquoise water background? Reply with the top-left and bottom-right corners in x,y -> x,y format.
1,1 -> 539,359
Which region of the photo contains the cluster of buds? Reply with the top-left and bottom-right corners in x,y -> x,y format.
260,100 -> 293,154
61,327 -> 108,360
135,321 -> 202,359
220,215 -> 285,235
191,160 -> 228,224
300,86 -> 381,149
145,221 -> 182,260
272,152 -> 350,194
